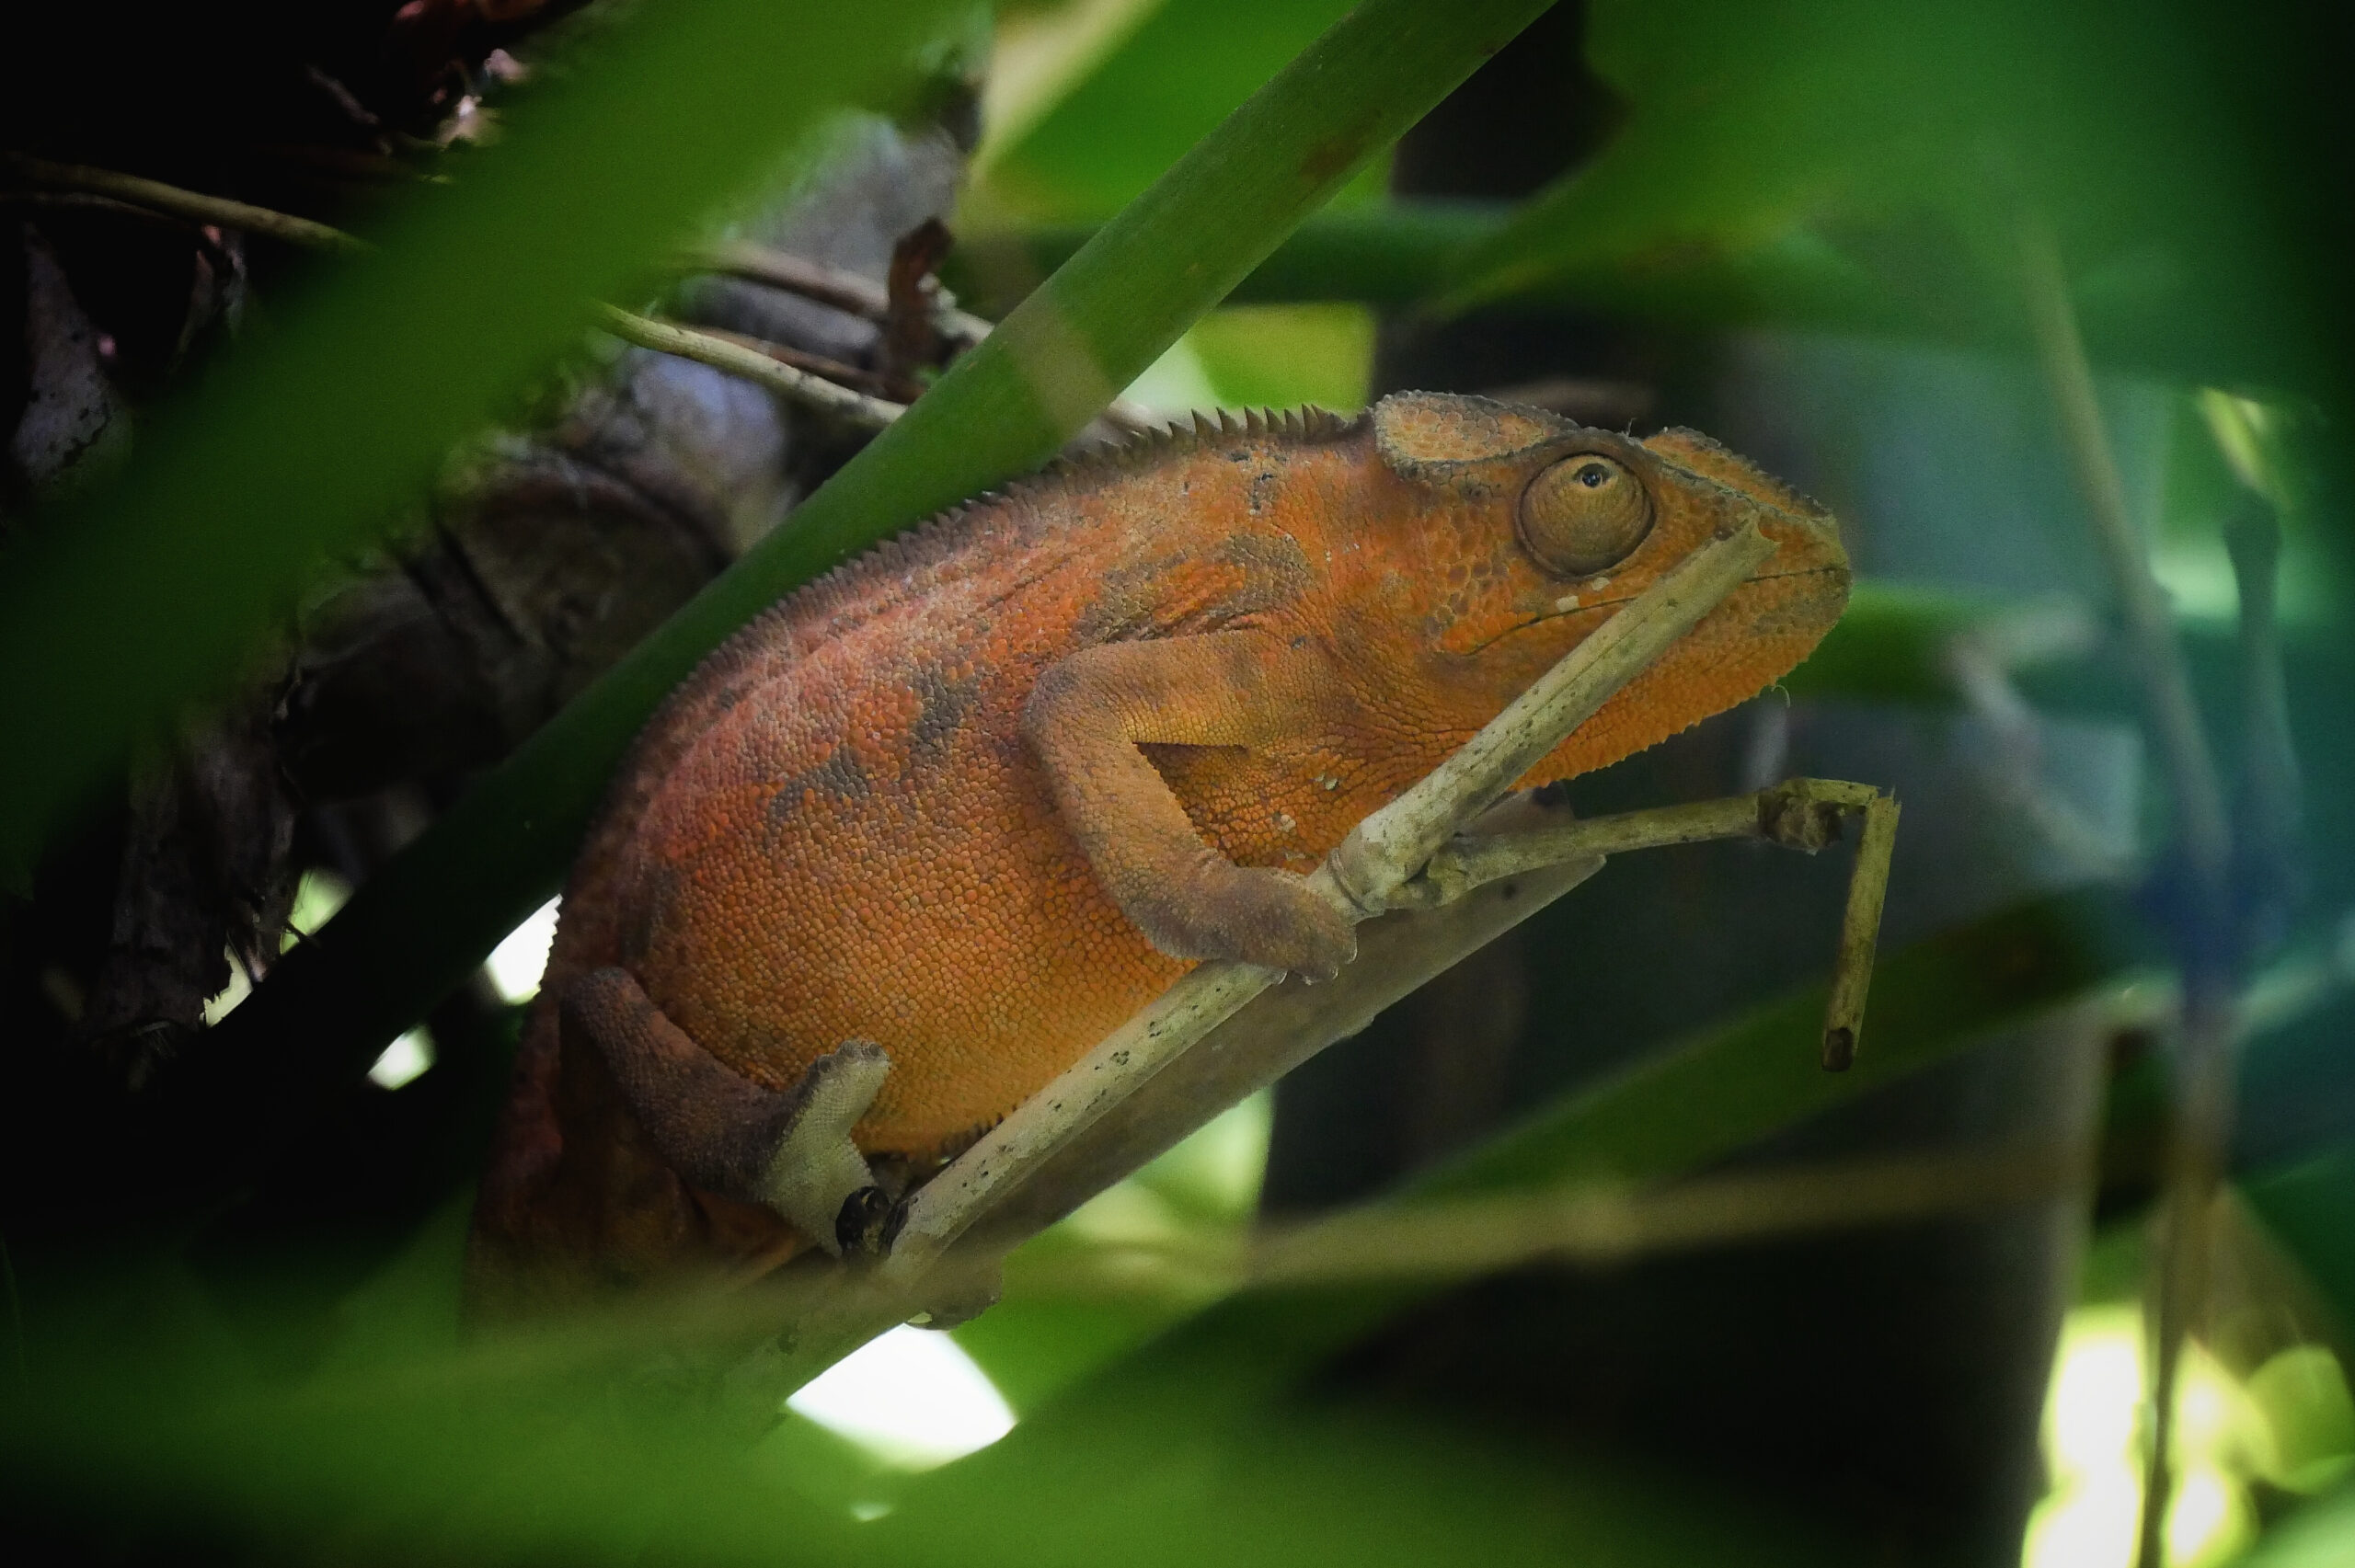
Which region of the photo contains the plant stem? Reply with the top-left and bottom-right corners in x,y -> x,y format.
2,153 -> 368,253
2017,211 -> 2237,1568
593,304 -> 903,427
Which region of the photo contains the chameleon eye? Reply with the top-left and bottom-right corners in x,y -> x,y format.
1517,454 -> 1654,578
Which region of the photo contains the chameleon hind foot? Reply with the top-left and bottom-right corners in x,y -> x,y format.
560,967 -> 891,1255
751,1039 -> 892,1255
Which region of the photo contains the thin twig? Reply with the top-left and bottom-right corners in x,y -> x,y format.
689,325 -> 923,403
2018,210 -> 2237,1568
2018,215 -> 2228,886
1410,776 -> 1897,1070
1320,527 -> 1784,920
2,153 -> 366,254
1012,1139 -> 2097,1298
1822,794 -> 1900,1070
683,239 -> 1166,434
1414,779 -> 1871,899
593,304 -> 904,429
685,238 -> 995,348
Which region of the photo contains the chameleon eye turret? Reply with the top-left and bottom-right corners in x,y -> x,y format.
1517,452 -> 1654,577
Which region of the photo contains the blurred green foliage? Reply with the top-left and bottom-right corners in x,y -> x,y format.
0,892 -> 2129,1564
1187,303 -> 1377,411
9,0 -> 2355,1562
977,0 -> 1385,221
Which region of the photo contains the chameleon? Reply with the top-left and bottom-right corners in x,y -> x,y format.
467,391 -> 1849,1311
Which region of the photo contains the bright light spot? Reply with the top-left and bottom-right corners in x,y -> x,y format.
209,870 -> 354,1024
2049,1309 -> 2144,1473
2165,1467 -> 2246,1568
281,869 -> 352,953
2024,1470 -> 2139,1568
847,1501 -> 893,1523
787,1325 -> 1015,1471
1138,1090 -> 1271,1219
1119,336 -> 1222,419
488,898 -> 561,1003
367,1028 -> 436,1090
2024,1305 -> 2259,1568
201,951 -> 251,1025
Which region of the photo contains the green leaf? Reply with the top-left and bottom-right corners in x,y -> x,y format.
978,0 -> 1371,223
947,200 -> 1509,317
1433,0 -> 2316,389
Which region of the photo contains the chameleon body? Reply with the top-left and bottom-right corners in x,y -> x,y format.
470,393 -> 1849,1307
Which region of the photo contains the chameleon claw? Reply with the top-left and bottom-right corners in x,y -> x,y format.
834,1184 -> 899,1258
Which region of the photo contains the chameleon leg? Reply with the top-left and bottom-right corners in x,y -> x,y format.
1024,630 -> 1356,979
560,967 -> 890,1255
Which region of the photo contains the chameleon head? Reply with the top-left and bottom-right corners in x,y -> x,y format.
1348,391 -> 1851,783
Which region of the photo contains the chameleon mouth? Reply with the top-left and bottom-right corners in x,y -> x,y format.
1465,564 -> 1850,656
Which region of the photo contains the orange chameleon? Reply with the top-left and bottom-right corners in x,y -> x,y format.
469,392 -> 1849,1310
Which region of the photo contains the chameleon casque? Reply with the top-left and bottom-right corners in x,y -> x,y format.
469,392 -> 1850,1310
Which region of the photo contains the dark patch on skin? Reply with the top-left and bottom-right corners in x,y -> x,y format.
1213,532 -> 1312,616
1247,468 -> 1278,515
764,747 -> 870,823
1074,554 -> 1186,644
908,666 -> 982,769
1072,533 -> 1308,644
619,864 -> 683,965
1742,570 -> 1851,637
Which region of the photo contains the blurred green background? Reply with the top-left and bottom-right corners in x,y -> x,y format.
3,2 -> 2352,1565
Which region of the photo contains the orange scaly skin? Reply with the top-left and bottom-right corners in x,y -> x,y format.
471,394 -> 1849,1306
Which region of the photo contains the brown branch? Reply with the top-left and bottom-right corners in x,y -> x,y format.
1409,777 -> 1899,1070
689,326 -> 924,403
